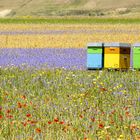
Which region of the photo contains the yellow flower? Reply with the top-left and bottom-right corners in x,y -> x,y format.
118,134 -> 124,140
119,135 -> 124,138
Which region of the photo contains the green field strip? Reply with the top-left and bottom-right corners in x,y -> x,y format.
1,17 -> 140,24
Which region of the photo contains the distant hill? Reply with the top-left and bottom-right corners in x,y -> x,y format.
1,0 -> 140,17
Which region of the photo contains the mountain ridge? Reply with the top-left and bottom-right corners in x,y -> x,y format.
0,0 -> 140,17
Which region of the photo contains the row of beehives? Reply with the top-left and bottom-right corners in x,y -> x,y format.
87,42 -> 140,69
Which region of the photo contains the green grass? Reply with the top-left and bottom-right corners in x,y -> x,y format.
0,67 -> 140,139
1,17 -> 140,24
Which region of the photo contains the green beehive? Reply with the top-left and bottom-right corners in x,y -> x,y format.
133,43 -> 140,69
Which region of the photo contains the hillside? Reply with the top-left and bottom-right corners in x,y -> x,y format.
1,0 -> 140,17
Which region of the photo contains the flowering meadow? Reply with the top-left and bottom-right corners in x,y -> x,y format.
0,68 -> 140,140
0,20 -> 140,139
0,48 -> 86,70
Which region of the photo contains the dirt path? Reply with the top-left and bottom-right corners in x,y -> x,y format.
0,9 -> 11,17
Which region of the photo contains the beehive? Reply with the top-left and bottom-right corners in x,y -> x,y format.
132,43 -> 140,69
87,43 -> 104,69
104,43 -> 131,69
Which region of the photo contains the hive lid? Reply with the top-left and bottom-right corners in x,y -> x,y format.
133,43 -> 140,47
87,42 -> 103,47
104,42 -> 131,47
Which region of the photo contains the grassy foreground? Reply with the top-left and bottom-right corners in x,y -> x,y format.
1,17 -> 140,24
0,67 -> 140,140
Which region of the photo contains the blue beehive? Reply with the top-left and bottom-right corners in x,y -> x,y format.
87,43 -> 104,69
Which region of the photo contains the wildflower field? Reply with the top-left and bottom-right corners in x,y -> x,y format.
0,18 -> 140,140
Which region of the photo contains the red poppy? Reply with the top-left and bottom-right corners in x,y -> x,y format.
102,112 -> 105,115
48,121 -> 52,124
6,115 -> 13,119
26,113 -> 31,117
6,109 -> 11,114
125,112 -> 130,116
99,123 -> 104,129
35,128 -> 41,133
91,117 -> 95,122
54,118 -> 59,123
112,104 -> 116,106
62,126 -> 68,132
130,124 -> 137,130
59,121 -> 64,125
79,115 -> 83,118
110,120 -> 114,124
30,120 -> 37,125
10,121 -> 14,125
100,87 -> 107,92
21,122 -> 27,127
0,115 -> 3,119
17,102 -> 22,108
124,107 -> 128,110
119,115 -> 123,121
21,95 -> 26,100
111,110 -> 116,114
23,103 -> 27,108
27,120 -> 31,123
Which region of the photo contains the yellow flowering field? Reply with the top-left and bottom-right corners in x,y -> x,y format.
0,34 -> 139,48
0,24 -> 140,48
0,24 -> 140,31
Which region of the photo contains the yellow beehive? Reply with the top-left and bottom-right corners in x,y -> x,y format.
104,43 -> 131,69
